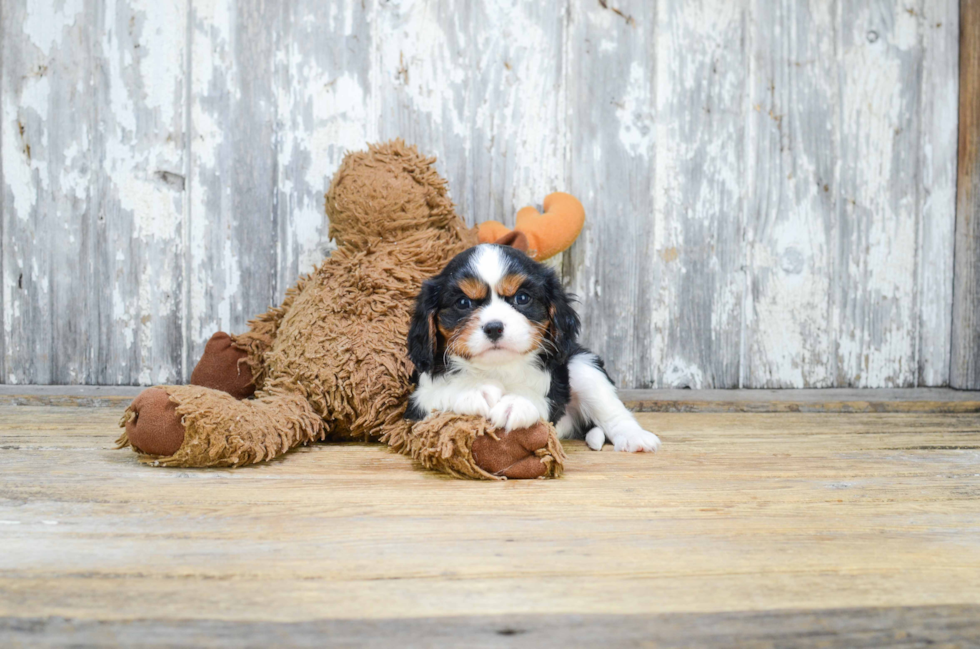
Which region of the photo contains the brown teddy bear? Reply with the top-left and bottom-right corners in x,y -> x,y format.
117,140 -> 585,479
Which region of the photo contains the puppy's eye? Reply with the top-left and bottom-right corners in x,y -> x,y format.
514,291 -> 531,306
455,296 -> 473,310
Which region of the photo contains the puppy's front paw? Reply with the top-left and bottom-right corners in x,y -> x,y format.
489,395 -> 542,432
610,424 -> 661,453
453,385 -> 503,418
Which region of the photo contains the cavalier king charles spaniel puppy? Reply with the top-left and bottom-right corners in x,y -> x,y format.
405,243 -> 661,452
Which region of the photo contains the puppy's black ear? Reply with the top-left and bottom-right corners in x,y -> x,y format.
546,276 -> 581,361
407,279 -> 441,374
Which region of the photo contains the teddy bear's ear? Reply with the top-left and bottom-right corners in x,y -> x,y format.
493,230 -> 529,254
407,280 -> 441,374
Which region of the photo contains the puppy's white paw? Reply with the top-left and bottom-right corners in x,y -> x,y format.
585,427 -> 605,451
489,395 -> 542,432
453,385 -> 503,418
610,425 -> 661,453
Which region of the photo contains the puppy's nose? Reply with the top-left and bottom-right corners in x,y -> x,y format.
483,321 -> 505,342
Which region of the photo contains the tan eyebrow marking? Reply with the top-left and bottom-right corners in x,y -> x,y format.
496,273 -> 528,297
458,277 -> 489,300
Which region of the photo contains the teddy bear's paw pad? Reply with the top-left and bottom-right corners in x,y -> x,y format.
190,332 -> 255,400
125,388 -> 186,457
471,422 -> 552,479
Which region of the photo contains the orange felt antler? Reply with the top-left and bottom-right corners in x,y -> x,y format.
477,192 -> 585,261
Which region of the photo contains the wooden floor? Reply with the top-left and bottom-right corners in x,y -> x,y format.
1,401 -> 979,646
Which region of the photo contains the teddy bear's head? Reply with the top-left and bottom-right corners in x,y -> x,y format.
325,139 -> 472,250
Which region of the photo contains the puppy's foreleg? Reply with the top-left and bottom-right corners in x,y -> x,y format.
567,353 -> 661,452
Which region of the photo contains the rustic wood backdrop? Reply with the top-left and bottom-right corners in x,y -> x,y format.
0,0 -> 961,388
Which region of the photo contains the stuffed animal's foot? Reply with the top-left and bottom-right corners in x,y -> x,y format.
472,422 -> 557,479
190,332 -> 255,399
120,388 -> 186,456
382,413 -> 565,480
118,385 -> 324,468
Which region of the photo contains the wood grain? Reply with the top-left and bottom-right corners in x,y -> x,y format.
1,0 -> 188,385
917,0 -> 959,386
952,0 -> 980,389
0,0 -> 964,388
186,0 -> 280,368
2,385 -> 980,412
4,606 -> 979,647
273,0 -> 372,291
837,0 -> 926,388
563,0 -> 656,389
0,406 -> 978,627
375,0 -> 566,230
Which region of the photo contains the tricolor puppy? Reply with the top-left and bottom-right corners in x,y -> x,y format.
405,243 -> 661,452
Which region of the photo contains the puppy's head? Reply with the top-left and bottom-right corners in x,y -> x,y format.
408,244 -> 580,374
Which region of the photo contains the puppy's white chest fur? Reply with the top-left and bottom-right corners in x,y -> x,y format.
454,355 -> 551,397
411,355 -> 552,431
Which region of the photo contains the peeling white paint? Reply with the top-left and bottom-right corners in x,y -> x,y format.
0,0 -> 961,387
23,0 -> 85,56
616,63 -> 652,158
2,101 -> 38,222
661,359 -> 706,390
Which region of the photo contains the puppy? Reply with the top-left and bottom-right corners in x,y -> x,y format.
405,243 -> 661,452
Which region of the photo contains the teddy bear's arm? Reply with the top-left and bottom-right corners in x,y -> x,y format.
381,413 -> 566,480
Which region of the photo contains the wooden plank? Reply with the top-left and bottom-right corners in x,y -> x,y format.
744,0 -> 959,388
0,385 -> 141,408
646,0 -> 746,389
273,0 -> 374,292
3,385 -> 980,412
917,0 -> 959,385
3,605 -> 980,648
1,407 -> 978,625
1,1 -> 103,384
0,0 -> 187,386
563,0 -> 655,389
621,392 -> 980,413
374,0 -> 566,230
0,0 -> 5,387
185,0 -> 280,375
97,0 -> 188,385
951,0 -> 980,389
619,387 -> 980,412
743,0 -> 839,388
836,0 -> 927,387
1,0 -> 96,384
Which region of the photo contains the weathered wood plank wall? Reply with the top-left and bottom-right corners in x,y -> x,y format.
951,0 -> 980,389
0,0 -> 961,388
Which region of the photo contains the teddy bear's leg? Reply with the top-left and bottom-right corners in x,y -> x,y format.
382,413 -> 566,480
118,385 -> 324,467
188,276 -> 312,399
189,332 -> 255,399
227,275 -> 310,391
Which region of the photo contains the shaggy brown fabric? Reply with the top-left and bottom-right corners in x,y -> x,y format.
383,415 -> 566,480
190,332 -> 255,400
120,385 -> 324,467
118,140 -> 566,479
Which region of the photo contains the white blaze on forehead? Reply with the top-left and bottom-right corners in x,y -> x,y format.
469,245 -> 508,288
463,246 -> 535,356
